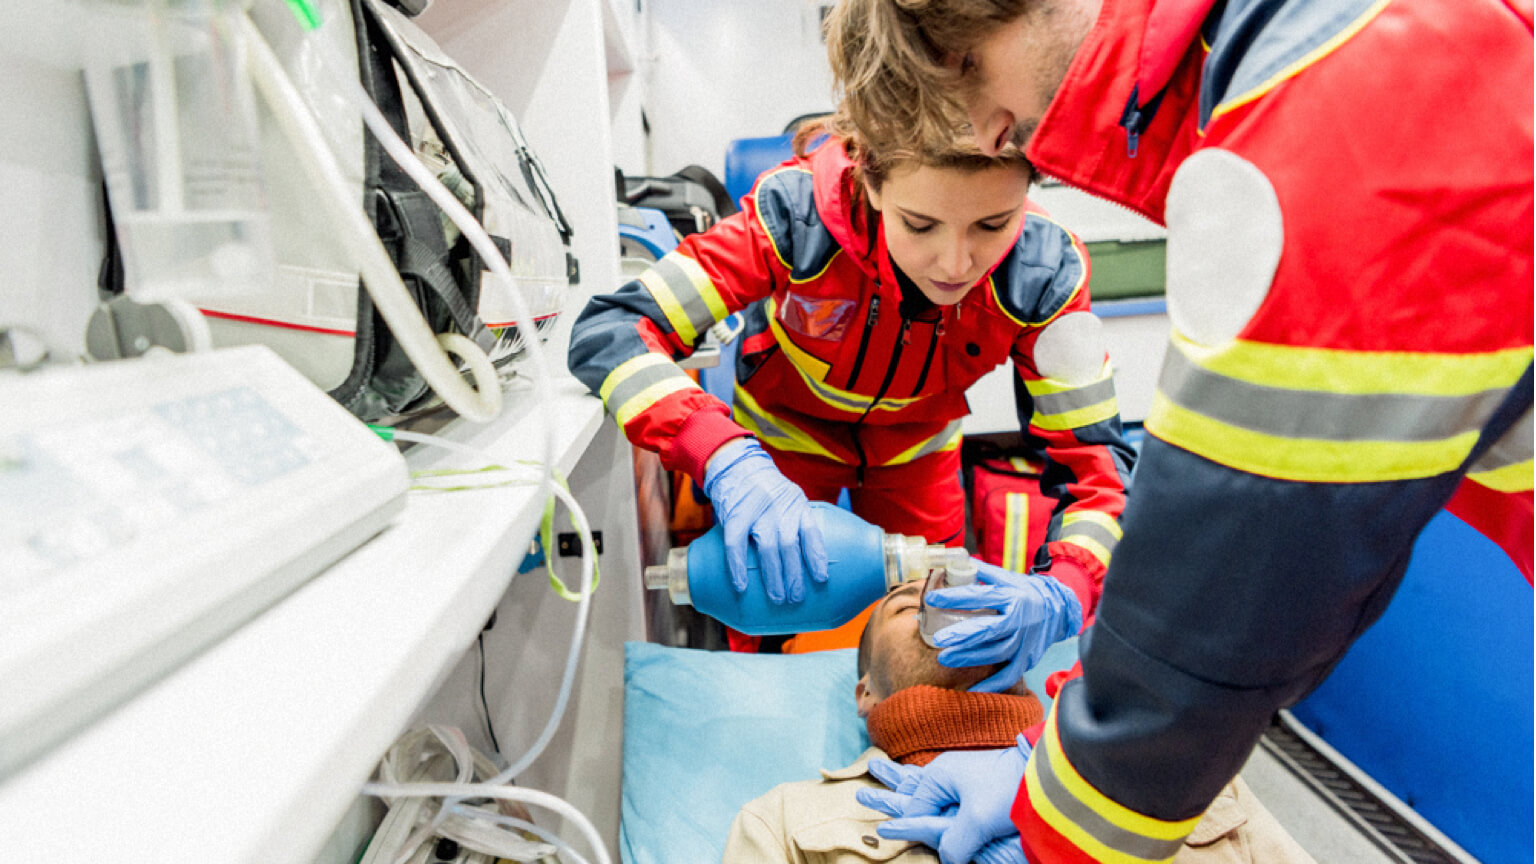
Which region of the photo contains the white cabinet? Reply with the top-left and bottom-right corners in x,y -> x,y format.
0,1 -> 648,861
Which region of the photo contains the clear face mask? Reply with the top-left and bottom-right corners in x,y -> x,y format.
917,556 -> 1000,647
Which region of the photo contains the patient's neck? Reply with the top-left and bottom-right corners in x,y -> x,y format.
865,685 -> 1043,766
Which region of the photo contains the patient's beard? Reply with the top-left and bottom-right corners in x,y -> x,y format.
865,685 -> 1044,766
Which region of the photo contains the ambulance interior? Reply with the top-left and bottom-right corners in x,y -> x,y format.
0,1 -> 1526,863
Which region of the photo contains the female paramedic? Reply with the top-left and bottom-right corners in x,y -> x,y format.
567,109 -> 1135,656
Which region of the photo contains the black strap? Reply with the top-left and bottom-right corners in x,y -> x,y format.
97,181 -> 125,297
673,164 -> 740,218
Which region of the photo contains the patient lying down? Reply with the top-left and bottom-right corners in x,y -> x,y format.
723,581 -> 1316,863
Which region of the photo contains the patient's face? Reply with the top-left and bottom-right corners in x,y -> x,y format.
856,581 -> 988,718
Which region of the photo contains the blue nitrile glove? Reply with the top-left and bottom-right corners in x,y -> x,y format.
701,437 -> 828,604
974,835 -> 1030,864
926,560 -> 1082,693
856,736 -> 1032,864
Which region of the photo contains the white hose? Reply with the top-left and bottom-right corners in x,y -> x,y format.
485,470 -> 593,784
385,430 -> 595,791
242,14 -> 502,422
447,806 -> 593,864
363,781 -> 611,864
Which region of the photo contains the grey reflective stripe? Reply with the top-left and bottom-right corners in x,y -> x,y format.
1161,347 -> 1510,442
1471,407 -> 1534,472
1033,740 -> 1186,862
1034,378 -> 1118,417
1061,520 -> 1120,555
901,420 -> 963,464
804,372 -> 872,412
653,255 -> 720,338
734,395 -> 797,443
604,361 -> 694,412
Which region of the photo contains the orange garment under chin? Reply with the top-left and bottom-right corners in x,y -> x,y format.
865,684 -> 1045,766
781,598 -> 881,653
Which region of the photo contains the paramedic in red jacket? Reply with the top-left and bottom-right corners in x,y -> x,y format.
825,0 -> 1534,861
568,113 -> 1134,653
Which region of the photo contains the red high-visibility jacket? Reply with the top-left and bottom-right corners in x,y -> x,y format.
1010,0 -> 1533,860
568,140 -> 1135,602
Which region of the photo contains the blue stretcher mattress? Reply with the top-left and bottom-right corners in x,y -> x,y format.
619,639 -> 1081,863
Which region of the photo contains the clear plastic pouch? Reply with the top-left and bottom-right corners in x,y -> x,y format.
82,0 -> 275,303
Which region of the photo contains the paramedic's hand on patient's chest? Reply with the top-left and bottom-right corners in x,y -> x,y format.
927,561 -> 1083,693
858,736 -> 1031,864
703,437 -> 828,603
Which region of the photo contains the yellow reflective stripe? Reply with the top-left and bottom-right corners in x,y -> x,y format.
600,354 -> 701,427
637,267 -> 698,345
1148,391 -> 1481,482
1004,492 -> 1031,571
765,293 -> 933,417
732,384 -> 839,460
765,296 -> 833,381
1211,0 -> 1390,124
1063,509 -> 1124,542
1027,368 -> 1107,397
1061,533 -> 1113,568
672,253 -> 731,324
636,252 -> 731,346
1033,393 -> 1122,432
600,353 -> 671,402
1172,332 -> 1532,398
1060,510 -> 1122,567
1029,363 -> 1119,432
881,420 -> 963,466
613,381 -> 699,428
1026,712 -> 1197,863
1467,461 -> 1535,493
789,356 -> 930,416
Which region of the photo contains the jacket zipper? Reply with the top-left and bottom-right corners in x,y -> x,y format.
844,294 -> 881,389
849,316 -> 910,486
911,312 -> 943,395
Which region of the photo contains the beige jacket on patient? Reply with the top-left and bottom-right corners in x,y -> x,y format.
723,748 -> 1316,864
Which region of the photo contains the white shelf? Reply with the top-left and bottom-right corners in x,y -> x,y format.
0,374 -> 608,862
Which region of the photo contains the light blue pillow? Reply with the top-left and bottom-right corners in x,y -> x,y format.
618,637 -> 1081,863
620,642 -> 869,864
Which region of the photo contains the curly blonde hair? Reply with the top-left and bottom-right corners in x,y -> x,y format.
824,0 -> 1035,155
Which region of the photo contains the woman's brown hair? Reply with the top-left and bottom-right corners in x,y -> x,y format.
823,0 -> 1037,156
789,107 -> 1032,208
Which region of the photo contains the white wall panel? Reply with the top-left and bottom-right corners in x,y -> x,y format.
645,0 -> 833,179
0,7 -> 106,363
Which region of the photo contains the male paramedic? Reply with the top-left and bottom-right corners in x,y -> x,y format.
723,580 -> 1317,863
823,0 -> 1535,861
